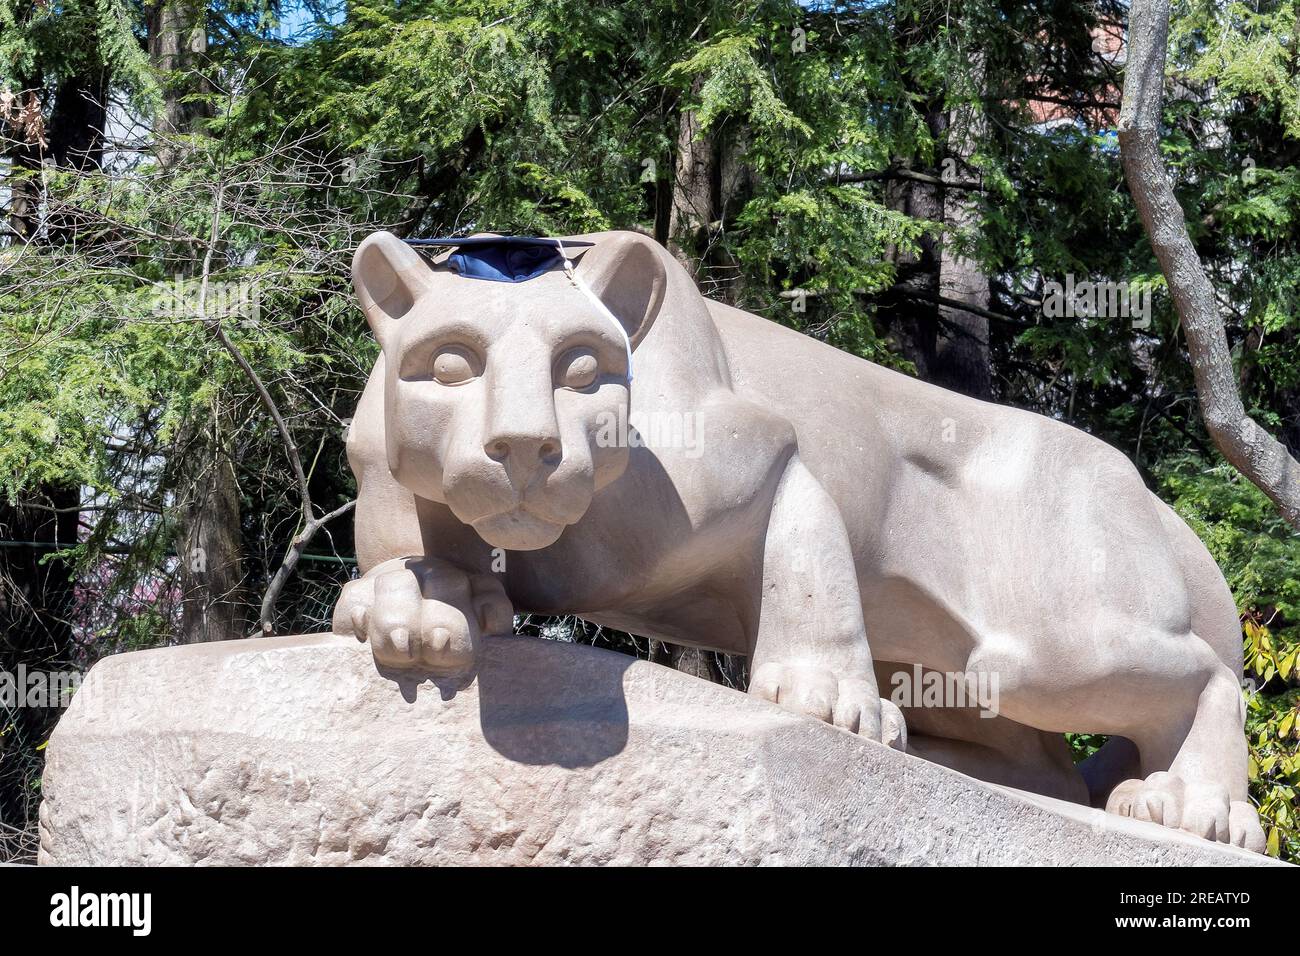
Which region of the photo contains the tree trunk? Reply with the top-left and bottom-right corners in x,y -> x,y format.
1120,0 -> 1300,528
147,0 -> 210,163
932,76 -> 993,401
175,413 -> 247,643
147,3 -> 246,639
668,74 -> 717,281
883,10 -> 994,399
47,72 -> 108,171
42,71 -> 110,245
883,107 -> 946,378
933,225 -> 992,398
648,641 -> 745,690
710,120 -> 752,307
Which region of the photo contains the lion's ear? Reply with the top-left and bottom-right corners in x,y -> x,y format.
575,231 -> 669,348
352,231 -> 434,351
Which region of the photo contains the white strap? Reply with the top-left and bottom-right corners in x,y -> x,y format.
553,238 -> 633,382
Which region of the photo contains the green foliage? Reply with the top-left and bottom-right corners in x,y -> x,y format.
1180,0 -> 1300,138
1245,683 -> 1300,858
0,0 -> 157,106
668,31 -> 812,135
1162,458 -> 1300,632
0,122 -> 380,659
1066,732 -> 1109,762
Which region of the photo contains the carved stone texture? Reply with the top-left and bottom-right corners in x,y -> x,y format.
39,635 -> 1280,867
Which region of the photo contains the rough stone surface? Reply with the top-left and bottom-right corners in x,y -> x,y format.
39,634 -> 1280,866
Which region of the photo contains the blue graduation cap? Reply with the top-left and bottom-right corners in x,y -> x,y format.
405,235 -> 595,283
404,235 -> 633,381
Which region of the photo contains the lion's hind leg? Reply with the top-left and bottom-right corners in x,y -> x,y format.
1103,651 -> 1264,852
962,617 -> 1263,851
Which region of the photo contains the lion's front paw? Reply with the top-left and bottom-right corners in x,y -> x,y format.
332,558 -> 513,679
749,661 -> 906,751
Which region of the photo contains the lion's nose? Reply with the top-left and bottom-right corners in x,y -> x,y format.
485,434 -> 562,468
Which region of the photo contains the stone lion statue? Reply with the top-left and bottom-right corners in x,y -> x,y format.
334,228 -> 1265,853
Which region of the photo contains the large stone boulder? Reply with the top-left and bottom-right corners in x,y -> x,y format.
39,634 -> 1277,866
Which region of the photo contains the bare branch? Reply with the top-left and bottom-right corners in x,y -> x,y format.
256,498 -> 356,636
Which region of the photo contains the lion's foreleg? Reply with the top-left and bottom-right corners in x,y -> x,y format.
747,453 -> 904,748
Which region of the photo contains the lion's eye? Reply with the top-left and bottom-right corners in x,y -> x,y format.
557,348 -> 599,390
432,346 -> 480,385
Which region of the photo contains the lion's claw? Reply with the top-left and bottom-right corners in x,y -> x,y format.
333,557 -> 513,678
749,661 -> 906,751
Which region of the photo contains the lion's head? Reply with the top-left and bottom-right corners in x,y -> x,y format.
352,230 -> 666,551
